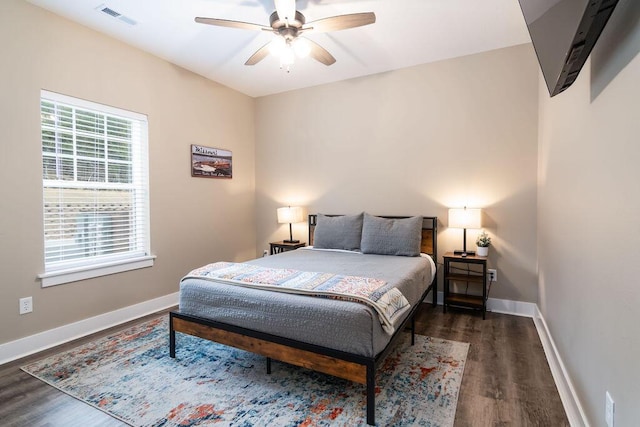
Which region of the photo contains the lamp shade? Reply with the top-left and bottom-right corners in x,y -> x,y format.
448,208 -> 482,229
277,206 -> 304,224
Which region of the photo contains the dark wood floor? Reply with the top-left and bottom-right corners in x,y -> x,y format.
415,305 -> 569,426
0,305 -> 568,426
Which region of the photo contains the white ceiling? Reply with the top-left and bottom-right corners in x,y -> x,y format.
26,0 -> 532,98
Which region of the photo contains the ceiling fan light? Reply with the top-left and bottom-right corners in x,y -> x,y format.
268,37 -> 286,56
280,45 -> 295,66
293,39 -> 311,58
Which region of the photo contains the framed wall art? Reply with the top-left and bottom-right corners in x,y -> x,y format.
191,144 -> 232,179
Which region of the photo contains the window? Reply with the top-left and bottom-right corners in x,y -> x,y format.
38,90 -> 153,287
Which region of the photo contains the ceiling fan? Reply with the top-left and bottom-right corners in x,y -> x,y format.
195,0 -> 376,69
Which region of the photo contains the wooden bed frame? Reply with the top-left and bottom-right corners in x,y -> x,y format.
170,215 -> 438,425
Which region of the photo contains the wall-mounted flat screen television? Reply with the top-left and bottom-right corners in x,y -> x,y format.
517,0 -> 619,96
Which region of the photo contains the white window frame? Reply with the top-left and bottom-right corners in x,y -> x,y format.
38,90 -> 154,287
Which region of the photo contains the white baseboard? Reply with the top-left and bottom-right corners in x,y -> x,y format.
0,292 -> 179,366
487,297 -> 537,317
434,291 -> 537,318
533,306 -> 588,427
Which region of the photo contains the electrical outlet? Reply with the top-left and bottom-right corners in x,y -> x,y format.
263,249 -> 269,257
488,269 -> 497,282
605,391 -> 614,427
19,297 -> 33,315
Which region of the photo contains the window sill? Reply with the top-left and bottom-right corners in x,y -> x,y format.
38,255 -> 156,287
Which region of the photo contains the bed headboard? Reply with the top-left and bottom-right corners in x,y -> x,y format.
308,214 -> 438,260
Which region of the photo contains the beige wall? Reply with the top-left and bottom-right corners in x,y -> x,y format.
0,0 -> 256,344
537,1 -> 640,424
255,44 -> 539,303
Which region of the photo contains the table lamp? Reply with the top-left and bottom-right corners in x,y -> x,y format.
448,207 -> 482,256
277,206 -> 304,243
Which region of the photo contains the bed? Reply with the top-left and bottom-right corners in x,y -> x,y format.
169,213 -> 438,425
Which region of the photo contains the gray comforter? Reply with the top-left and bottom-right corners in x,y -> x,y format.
178,248 -> 433,357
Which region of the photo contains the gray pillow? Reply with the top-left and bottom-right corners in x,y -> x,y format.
313,213 -> 364,251
360,213 -> 423,256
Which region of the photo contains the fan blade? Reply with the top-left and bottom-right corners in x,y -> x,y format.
302,12 -> 376,33
274,0 -> 296,23
195,17 -> 271,32
305,38 -> 336,66
245,42 -> 272,65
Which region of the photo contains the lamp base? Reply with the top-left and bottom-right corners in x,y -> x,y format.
454,249 -> 476,256
283,239 -> 300,244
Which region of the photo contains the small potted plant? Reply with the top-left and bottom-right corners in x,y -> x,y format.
476,230 -> 491,257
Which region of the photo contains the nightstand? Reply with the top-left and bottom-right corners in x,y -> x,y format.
443,252 -> 489,319
269,241 -> 306,255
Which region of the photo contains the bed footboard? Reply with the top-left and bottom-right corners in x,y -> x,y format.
170,312 -> 369,384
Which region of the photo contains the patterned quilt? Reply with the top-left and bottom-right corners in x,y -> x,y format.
182,262 -> 411,334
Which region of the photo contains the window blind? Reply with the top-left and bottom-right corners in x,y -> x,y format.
40,91 -> 150,278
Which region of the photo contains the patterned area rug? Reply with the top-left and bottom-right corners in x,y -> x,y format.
22,315 -> 469,426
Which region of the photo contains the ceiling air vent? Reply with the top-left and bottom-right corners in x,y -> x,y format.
95,4 -> 137,25
100,6 -> 120,17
